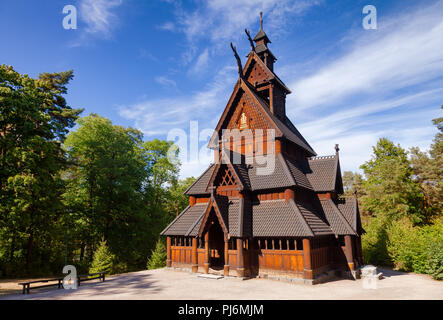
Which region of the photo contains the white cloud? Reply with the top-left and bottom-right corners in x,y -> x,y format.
79,0 -> 123,38
158,21 -> 176,32
163,0 -> 320,71
188,48 -> 210,75
288,2 -> 443,113
121,1 -> 443,179
298,88 -> 443,142
119,65 -> 237,179
119,65 -> 236,136
280,2 -> 443,174
155,76 -> 177,87
174,0 -> 320,44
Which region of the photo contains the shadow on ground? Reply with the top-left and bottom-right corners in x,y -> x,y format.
1,271 -> 162,300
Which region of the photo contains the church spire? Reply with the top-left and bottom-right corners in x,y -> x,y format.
260,11 -> 263,30
253,12 -> 271,45
252,12 -> 275,70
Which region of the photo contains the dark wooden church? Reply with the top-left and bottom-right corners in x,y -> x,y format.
161,14 -> 364,284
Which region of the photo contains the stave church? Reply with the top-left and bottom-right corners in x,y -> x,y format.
161,13 -> 364,284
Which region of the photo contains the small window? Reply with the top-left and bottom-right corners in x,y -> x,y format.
281,239 -> 287,250
274,239 -> 280,250
296,240 -> 303,250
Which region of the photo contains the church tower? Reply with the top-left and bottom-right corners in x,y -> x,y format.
161,13 -> 364,284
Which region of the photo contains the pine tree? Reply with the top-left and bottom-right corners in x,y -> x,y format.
410,107 -> 443,221
146,239 -> 166,270
89,240 -> 115,274
360,138 -> 424,223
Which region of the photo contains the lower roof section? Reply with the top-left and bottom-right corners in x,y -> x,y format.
160,203 -> 207,237
184,152 -> 343,196
252,199 -> 314,237
161,197 -> 360,238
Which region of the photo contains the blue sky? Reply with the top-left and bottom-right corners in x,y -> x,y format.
1,0 -> 442,179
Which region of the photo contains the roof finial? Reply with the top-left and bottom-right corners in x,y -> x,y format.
245,29 -> 255,52
230,42 -> 243,79
260,12 -> 263,30
335,144 -> 340,154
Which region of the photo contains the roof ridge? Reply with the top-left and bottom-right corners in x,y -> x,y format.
332,154 -> 339,191
244,51 -> 290,93
160,205 -> 191,235
241,80 -> 316,156
309,155 -> 336,160
277,153 -> 296,186
184,164 -> 214,195
198,198 -> 229,237
288,199 -> 314,237
282,155 -> 314,190
185,202 -> 211,236
327,199 -> 356,235
238,197 -> 244,238
283,116 -> 316,155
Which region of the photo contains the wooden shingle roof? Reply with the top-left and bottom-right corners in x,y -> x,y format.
184,164 -> 215,195
160,203 -> 208,236
184,152 -> 345,195
208,79 -> 316,156
337,197 -> 365,235
306,155 -> 339,192
252,199 -> 314,237
319,199 -> 356,235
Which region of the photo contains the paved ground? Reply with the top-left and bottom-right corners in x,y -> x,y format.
1,268 -> 442,300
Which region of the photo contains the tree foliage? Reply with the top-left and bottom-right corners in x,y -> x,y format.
360,138 -> 424,223
361,108 -> 442,279
0,65 -> 82,275
146,239 -> 167,270
64,114 -> 149,267
0,66 -> 185,278
89,239 -> 115,274
165,177 -> 196,218
409,106 -> 443,221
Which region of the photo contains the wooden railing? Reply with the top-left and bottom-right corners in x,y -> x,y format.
171,245 -> 192,265
257,249 -> 304,274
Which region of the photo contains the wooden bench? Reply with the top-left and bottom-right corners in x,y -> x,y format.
18,272 -> 106,294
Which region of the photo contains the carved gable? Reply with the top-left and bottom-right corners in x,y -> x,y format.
245,59 -> 269,86
223,90 -> 274,155
226,91 -> 271,132
216,166 -> 236,187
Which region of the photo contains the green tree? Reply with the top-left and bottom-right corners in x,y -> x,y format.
89,239 -> 115,274
360,138 -> 425,266
64,114 -> 148,269
360,138 -> 424,224
0,65 -> 82,275
146,239 -> 166,270
142,139 -> 180,243
410,107 -> 443,221
165,177 -> 196,218
342,171 -> 363,195
143,139 -> 180,210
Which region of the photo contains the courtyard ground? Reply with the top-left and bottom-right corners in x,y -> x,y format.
1,267 -> 442,300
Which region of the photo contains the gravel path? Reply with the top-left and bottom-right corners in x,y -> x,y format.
2,267 -> 442,300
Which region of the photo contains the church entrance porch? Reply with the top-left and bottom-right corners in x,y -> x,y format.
207,218 -> 225,270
